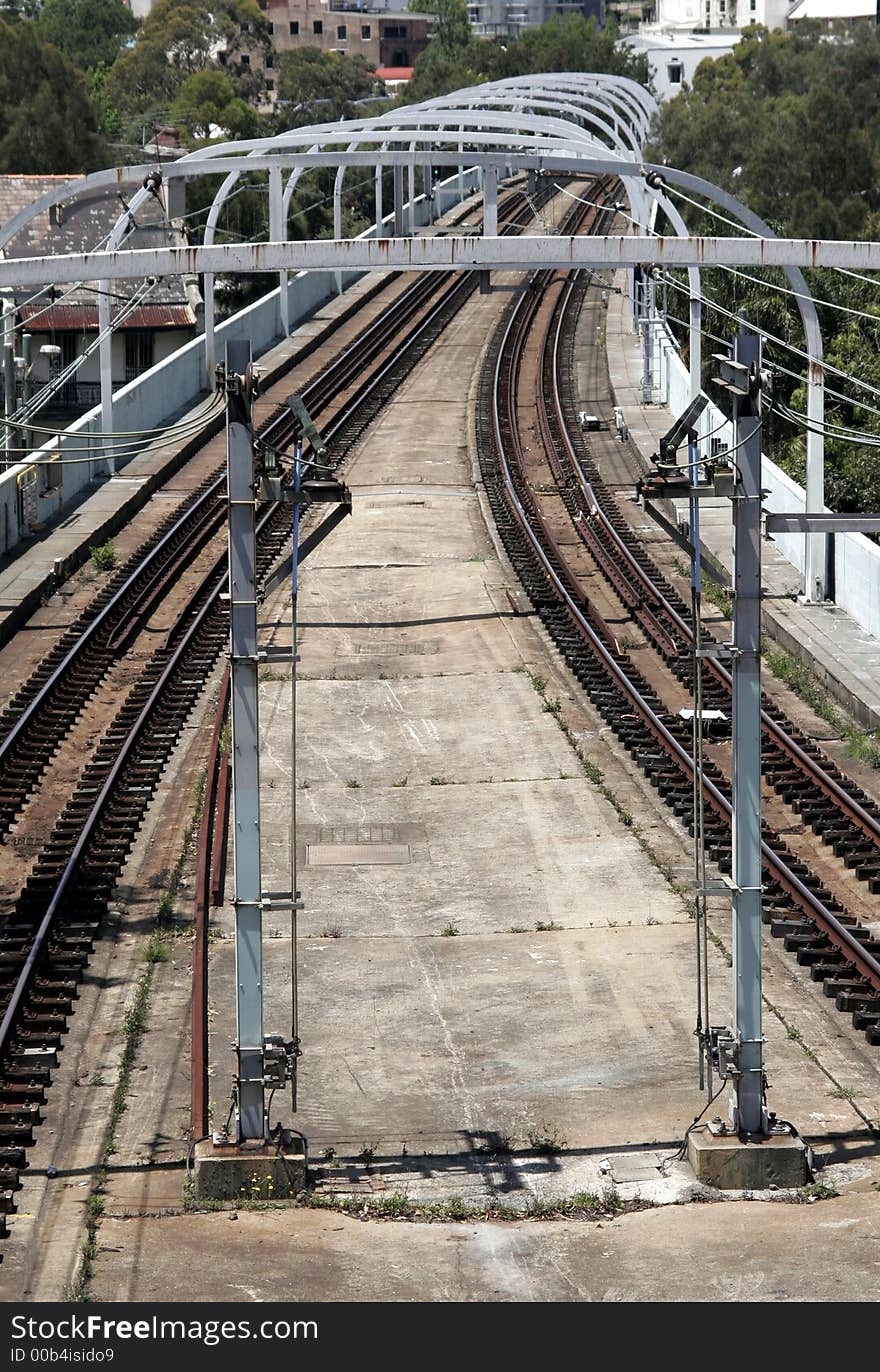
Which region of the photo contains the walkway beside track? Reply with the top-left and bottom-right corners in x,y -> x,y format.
605,279 -> 880,734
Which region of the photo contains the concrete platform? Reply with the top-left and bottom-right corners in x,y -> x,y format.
606,278 -> 880,733
89,1192 -> 880,1302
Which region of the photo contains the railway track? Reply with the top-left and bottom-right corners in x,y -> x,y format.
476,187 -> 880,1060
0,178 -> 562,1239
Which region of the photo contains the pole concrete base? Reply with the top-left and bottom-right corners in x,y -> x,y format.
193,1135 -> 307,1204
687,1129 -> 808,1190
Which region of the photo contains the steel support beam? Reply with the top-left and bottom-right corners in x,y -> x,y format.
730,327 -> 766,1137
226,339 -> 265,1142
6,234 -> 880,289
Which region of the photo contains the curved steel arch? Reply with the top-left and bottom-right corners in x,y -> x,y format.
0,73 -> 826,594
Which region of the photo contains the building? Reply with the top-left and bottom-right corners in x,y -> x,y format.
649,0 -> 789,28
258,0 -> 434,93
620,27 -> 740,97
786,0 -> 876,24
466,0 -> 604,40
0,176 -> 200,420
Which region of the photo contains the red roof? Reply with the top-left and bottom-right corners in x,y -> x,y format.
373,67 -> 414,80
20,303 -> 196,332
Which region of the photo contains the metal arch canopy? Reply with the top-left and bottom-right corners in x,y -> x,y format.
0,70 -> 831,595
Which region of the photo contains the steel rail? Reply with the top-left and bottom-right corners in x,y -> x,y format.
548,273 -> 880,856
489,251 -> 880,995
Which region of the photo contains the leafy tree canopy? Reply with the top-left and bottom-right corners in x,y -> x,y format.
171,68 -> 264,141
652,23 -> 880,511
650,22 -> 880,239
405,14 -> 648,102
0,17 -> 106,171
34,0 -> 137,72
275,48 -> 380,125
106,0 -> 268,115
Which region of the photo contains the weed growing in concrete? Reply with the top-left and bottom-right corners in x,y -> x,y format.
429,775 -> 448,786
797,1181 -> 839,1203
319,1147 -> 337,1164
320,927 -> 343,939
356,1143 -> 378,1169
526,1122 -> 567,1155
219,721 -> 232,756
142,932 -> 167,964
440,922 -> 460,937
391,776 -> 409,787
507,925 -> 529,934
535,920 -> 562,932
90,541 -> 118,572
346,778 -> 361,789
542,696 -> 562,717
827,1085 -> 861,1100
299,1186 -> 634,1225
764,646 -> 880,767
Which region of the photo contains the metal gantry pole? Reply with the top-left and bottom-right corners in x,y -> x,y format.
730,325 -> 766,1136
2,297 -> 15,468
225,338 -> 265,1142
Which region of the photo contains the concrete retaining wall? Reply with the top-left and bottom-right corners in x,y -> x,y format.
655,319 -> 880,641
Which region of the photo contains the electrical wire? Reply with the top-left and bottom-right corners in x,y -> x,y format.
663,273 -> 880,405
9,279 -> 159,426
2,392 -> 223,441
663,305 -> 880,426
587,179 -> 880,410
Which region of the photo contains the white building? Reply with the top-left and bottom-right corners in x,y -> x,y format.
620,28 -> 739,98
787,0 -> 875,22
651,0 -> 789,28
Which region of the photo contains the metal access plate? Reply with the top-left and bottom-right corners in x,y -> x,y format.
306,843 -> 412,866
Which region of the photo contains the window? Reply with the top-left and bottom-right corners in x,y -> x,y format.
383,23 -> 407,37
361,22 -> 371,36
124,331 -> 153,383
289,19 -> 299,32
313,18 -> 322,33
240,52 -> 251,66
391,48 -> 407,64
749,0 -> 756,10
265,52 -> 274,67
266,75 -> 275,87
336,23 -> 346,38
667,61 -> 683,84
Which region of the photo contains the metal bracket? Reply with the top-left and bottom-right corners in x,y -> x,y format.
261,888 -> 304,913
691,875 -> 739,896
694,643 -> 740,661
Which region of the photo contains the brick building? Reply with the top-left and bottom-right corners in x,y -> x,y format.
257,0 -> 434,92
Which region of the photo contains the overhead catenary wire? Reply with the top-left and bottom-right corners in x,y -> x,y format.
583,178 -> 880,407
663,305 -> 880,427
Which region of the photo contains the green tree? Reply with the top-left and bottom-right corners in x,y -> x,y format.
0,18 -> 106,171
410,0 -> 470,54
171,69 -> 264,141
34,0 -> 137,72
275,48 -> 380,126
107,0 -> 269,116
